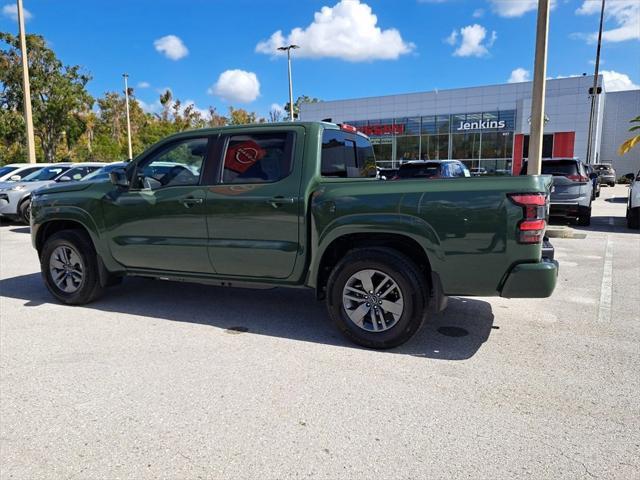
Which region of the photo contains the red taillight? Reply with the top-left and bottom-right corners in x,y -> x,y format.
508,193 -> 547,244
339,123 -> 358,133
566,174 -> 589,182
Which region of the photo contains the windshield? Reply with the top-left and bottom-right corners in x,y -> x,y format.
82,163 -> 127,182
59,166 -> 101,181
398,163 -> 440,178
22,166 -> 70,182
0,166 -> 18,177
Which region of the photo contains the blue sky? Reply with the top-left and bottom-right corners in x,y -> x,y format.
1,0 -> 638,118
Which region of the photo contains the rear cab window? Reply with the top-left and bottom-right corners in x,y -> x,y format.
321,129 -> 376,178
397,163 -> 441,179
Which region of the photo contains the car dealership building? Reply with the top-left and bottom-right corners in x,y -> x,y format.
300,75 -> 640,176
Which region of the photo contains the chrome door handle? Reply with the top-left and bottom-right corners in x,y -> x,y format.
181,197 -> 204,208
267,196 -> 295,208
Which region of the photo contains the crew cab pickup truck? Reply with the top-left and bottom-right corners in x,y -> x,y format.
31,122 -> 558,349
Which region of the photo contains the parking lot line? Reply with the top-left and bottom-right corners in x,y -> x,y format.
597,236 -> 613,322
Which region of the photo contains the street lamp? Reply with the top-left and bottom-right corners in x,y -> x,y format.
277,45 -> 300,121
16,0 -> 36,163
122,73 -> 133,160
585,0 -> 606,165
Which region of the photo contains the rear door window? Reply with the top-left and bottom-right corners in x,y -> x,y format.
222,132 -> 293,184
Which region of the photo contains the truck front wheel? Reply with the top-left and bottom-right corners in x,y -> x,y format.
40,230 -> 105,305
326,248 -> 428,349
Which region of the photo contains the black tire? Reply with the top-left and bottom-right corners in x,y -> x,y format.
326,248 -> 428,349
40,230 -> 105,305
610,182 -> 615,187
18,198 -> 31,224
577,205 -> 592,226
628,207 -> 640,229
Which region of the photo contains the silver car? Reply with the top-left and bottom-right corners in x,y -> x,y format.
0,163 -> 48,183
0,162 -> 104,223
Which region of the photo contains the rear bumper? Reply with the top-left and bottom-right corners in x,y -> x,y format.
500,257 -> 559,299
549,202 -> 583,218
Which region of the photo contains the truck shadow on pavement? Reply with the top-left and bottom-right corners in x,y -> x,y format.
0,273 -> 494,360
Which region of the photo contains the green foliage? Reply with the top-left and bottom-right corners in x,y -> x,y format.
284,95 -> 320,120
618,115 -> 640,156
1,32 -> 93,163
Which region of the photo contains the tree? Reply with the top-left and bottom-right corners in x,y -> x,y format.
284,95 -> 320,120
228,106 -> 258,125
0,32 -> 93,162
268,106 -> 283,123
618,115 -> 640,156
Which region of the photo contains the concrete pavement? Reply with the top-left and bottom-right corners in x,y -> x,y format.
1,185 -> 638,479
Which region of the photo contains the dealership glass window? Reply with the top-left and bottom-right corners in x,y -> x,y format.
436,115 -> 450,134
421,134 -> 449,160
371,138 -> 393,164
451,132 -> 481,160
421,116 -> 437,134
396,135 -> 420,161
396,117 -> 420,135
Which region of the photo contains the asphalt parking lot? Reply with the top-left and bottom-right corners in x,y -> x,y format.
1,185 -> 638,479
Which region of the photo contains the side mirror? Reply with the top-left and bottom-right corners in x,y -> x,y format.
589,172 -> 598,180
9,175 -> 21,181
109,168 -> 129,187
625,173 -> 635,180
58,175 -> 72,182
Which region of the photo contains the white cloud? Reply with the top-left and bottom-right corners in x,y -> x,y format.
270,103 -> 285,114
449,24 -> 497,57
576,0 -> 640,43
601,70 -> 639,92
445,30 -> 458,46
153,35 -> 189,60
2,4 -> 32,21
137,81 -> 150,89
208,69 -> 260,103
472,8 -> 485,18
255,0 -> 414,62
508,67 -> 530,83
137,98 -> 162,114
488,0 -> 556,18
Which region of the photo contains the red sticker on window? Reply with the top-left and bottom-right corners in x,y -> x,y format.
225,141 -> 266,174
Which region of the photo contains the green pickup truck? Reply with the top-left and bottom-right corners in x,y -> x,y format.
31,122 -> 558,348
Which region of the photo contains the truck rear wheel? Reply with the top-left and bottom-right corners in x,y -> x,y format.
40,230 -> 105,305
326,248 -> 428,349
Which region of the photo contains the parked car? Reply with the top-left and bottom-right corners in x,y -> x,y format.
394,160 -> 471,179
585,164 -> 601,200
626,170 -> 640,229
0,162 -> 104,223
470,167 -> 487,176
79,162 -> 129,183
593,163 -> 616,187
521,158 -> 596,226
0,163 -> 48,183
31,122 -> 558,349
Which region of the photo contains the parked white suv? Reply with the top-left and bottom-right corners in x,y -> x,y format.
626,170 -> 640,229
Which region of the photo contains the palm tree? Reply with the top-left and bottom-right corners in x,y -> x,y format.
618,115 -> 640,155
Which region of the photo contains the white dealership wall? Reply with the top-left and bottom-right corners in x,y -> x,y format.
300,75 -> 637,171
600,90 -> 640,175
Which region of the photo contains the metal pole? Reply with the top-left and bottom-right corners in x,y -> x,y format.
287,49 -> 294,121
16,0 -> 36,163
527,0 -> 551,176
585,0 -> 605,165
122,73 -> 133,160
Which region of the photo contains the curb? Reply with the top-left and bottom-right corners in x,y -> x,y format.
546,226 -> 587,239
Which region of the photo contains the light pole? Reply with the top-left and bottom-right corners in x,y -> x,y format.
16,0 -> 36,163
277,45 -> 299,121
585,0 -> 605,165
527,0 -> 551,175
122,73 -> 133,160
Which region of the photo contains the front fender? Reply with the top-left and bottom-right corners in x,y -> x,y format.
30,204 -> 122,272
306,213 -> 444,288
